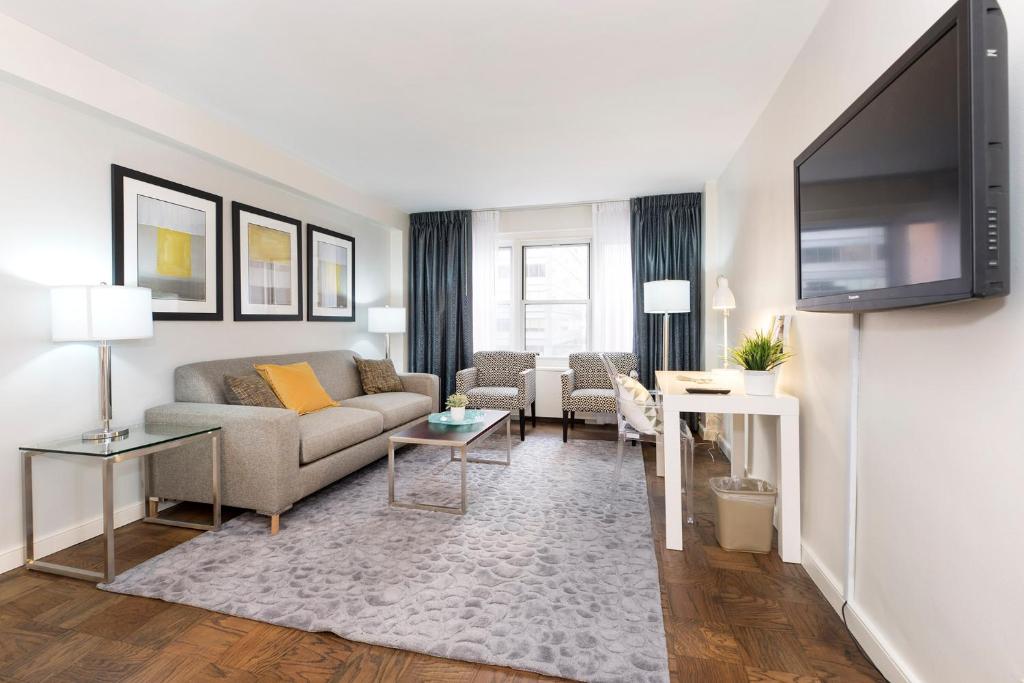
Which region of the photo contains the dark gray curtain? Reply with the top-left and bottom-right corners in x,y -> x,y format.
408,210 -> 473,400
631,193 -> 703,393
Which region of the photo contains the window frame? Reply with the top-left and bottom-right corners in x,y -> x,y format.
501,237 -> 592,359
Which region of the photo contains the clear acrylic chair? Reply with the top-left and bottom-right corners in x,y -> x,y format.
599,354 -> 696,525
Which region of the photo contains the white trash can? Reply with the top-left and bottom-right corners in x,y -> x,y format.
709,477 -> 777,554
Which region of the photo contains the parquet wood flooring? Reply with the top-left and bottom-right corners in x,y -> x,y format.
0,422 -> 883,682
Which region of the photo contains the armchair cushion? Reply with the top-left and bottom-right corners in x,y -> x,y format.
566,388 -> 616,413
569,352 -> 639,390
473,351 -> 537,388
466,386 -> 519,410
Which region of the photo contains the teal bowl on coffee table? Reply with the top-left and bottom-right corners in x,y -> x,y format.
427,409 -> 486,426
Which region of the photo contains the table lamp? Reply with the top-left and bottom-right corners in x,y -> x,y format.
711,275 -> 737,369
367,306 -> 406,360
643,280 -> 690,372
51,285 -> 153,441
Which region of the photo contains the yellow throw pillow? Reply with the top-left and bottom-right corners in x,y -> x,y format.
254,362 -> 338,415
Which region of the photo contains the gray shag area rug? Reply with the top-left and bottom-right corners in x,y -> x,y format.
102,431 -> 669,683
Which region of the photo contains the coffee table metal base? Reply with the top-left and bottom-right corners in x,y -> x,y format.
388,413 -> 511,515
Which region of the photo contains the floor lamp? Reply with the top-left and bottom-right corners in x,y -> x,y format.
643,280 -> 690,372
711,276 -> 736,369
368,306 -> 406,361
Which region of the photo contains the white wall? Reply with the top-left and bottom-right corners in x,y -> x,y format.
708,1 -> 1024,681
0,78 -> 405,572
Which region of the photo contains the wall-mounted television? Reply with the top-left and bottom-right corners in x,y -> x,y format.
794,0 -> 1008,313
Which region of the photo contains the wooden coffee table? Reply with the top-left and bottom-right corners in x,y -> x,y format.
387,409 -> 511,515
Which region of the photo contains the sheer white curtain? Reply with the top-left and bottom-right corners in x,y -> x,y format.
471,210 -> 500,351
591,201 -> 633,351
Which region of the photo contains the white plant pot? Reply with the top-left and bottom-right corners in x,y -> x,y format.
450,406 -> 466,421
743,370 -> 778,396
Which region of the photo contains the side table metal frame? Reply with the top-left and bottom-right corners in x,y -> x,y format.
388,414 -> 511,515
21,429 -> 221,583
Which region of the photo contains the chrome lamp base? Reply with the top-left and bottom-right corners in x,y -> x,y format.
82,426 -> 130,442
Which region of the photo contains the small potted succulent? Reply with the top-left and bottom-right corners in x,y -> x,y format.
729,325 -> 792,396
446,393 -> 470,421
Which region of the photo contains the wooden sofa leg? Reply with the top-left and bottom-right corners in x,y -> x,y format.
570,411 -> 575,429
562,411 -> 569,442
519,409 -> 526,441
532,401 -> 537,428
147,497 -> 158,518
270,514 -> 280,535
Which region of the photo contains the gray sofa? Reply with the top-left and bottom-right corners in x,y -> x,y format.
145,350 -> 439,533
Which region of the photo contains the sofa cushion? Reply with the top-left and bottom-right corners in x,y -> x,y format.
354,358 -> 404,394
175,350 -> 365,404
298,407 -> 383,465
223,374 -> 282,408
341,392 -> 432,431
256,362 -> 339,415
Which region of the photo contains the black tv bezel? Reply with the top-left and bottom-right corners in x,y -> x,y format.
793,0 -> 992,313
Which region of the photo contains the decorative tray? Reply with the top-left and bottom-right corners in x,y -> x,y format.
427,409 -> 487,426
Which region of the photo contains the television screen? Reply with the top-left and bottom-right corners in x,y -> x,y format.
797,28 -> 961,301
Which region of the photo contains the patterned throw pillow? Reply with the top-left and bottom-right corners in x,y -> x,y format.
355,358 -> 404,394
224,375 -> 283,408
614,375 -> 661,434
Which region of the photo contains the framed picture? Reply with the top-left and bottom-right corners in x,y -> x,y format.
232,202 -> 303,321
307,224 -> 356,322
111,165 -> 223,320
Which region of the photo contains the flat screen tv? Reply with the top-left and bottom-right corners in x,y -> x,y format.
794,0 -> 1008,313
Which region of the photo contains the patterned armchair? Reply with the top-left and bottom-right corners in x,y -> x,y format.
560,352 -> 639,442
455,351 -> 538,441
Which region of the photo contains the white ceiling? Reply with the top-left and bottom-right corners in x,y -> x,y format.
0,0 -> 828,213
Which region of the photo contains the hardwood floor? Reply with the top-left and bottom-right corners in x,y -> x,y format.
0,422 -> 883,682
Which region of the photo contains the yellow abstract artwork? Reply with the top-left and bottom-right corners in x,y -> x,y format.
155,227 -> 192,278
248,223 -> 292,262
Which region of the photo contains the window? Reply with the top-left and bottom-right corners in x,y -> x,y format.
521,243 -> 590,356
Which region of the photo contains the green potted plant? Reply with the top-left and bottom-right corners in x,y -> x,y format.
729,324 -> 792,396
446,393 -> 470,421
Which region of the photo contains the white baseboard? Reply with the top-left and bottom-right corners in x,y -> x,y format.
0,500 -> 145,574
801,544 -> 919,683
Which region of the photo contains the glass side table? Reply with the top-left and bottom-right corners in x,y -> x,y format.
20,423 -> 221,583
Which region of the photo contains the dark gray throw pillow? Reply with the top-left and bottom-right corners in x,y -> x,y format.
224,374 -> 283,408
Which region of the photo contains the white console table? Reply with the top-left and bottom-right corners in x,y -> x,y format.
656,371 -> 801,563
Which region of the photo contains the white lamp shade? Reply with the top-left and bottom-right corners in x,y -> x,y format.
712,276 -> 737,310
643,280 -> 690,314
51,285 -> 153,342
368,306 -> 406,334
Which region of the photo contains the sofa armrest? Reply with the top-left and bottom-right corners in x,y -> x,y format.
455,367 -> 478,394
144,402 -> 300,514
518,368 -> 537,404
398,372 -> 439,413
560,369 -> 575,409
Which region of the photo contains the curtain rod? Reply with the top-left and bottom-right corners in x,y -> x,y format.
473,198 -> 629,213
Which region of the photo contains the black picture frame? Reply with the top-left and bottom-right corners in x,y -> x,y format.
306,224 -> 356,322
232,202 -> 303,321
111,164 -> 224,321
